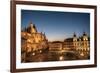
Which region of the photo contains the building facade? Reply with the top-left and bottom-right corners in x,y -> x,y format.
49,32 -> 90,52
64,32 -> 90,51
21,22 -> 90,52
21,22 -> 48,53
49,41 -> 63,51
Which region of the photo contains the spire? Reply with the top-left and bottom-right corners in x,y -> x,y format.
29,21 -> 33,28
83,32 -> 87,36
28,21 -> 37,33
33,24 -> 37,31
44,32 -> 46,40
73,32 -> 76,37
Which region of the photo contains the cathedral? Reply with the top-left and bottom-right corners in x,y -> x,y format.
21,22 -> 48,53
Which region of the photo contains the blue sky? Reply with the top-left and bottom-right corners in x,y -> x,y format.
21,10 -> 90,41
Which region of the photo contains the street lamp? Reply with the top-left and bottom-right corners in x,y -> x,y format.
59,56 -> 64,61
32,52 -> 35,56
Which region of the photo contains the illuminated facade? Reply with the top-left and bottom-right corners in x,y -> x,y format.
49,41 -> 63,51
21,22 -> 90,58
21,22 -> 48,53
49,32 -> 90,52
64,32 -> 90,51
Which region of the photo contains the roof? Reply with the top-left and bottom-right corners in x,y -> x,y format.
52,41 -> 63,43
64,38 -> 73,42
77,36 -> 90,41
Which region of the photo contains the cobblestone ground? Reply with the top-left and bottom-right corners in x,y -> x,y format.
22,50 -> 90,63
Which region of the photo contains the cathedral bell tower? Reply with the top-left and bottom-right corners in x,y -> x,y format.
83,32 -> 88,41
73,32 -> 77,41
28,22 -> 37,33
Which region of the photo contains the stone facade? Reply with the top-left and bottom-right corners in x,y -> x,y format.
21,22 -> 90,53
49,32 -> 90,52
21,22 -> 48,53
